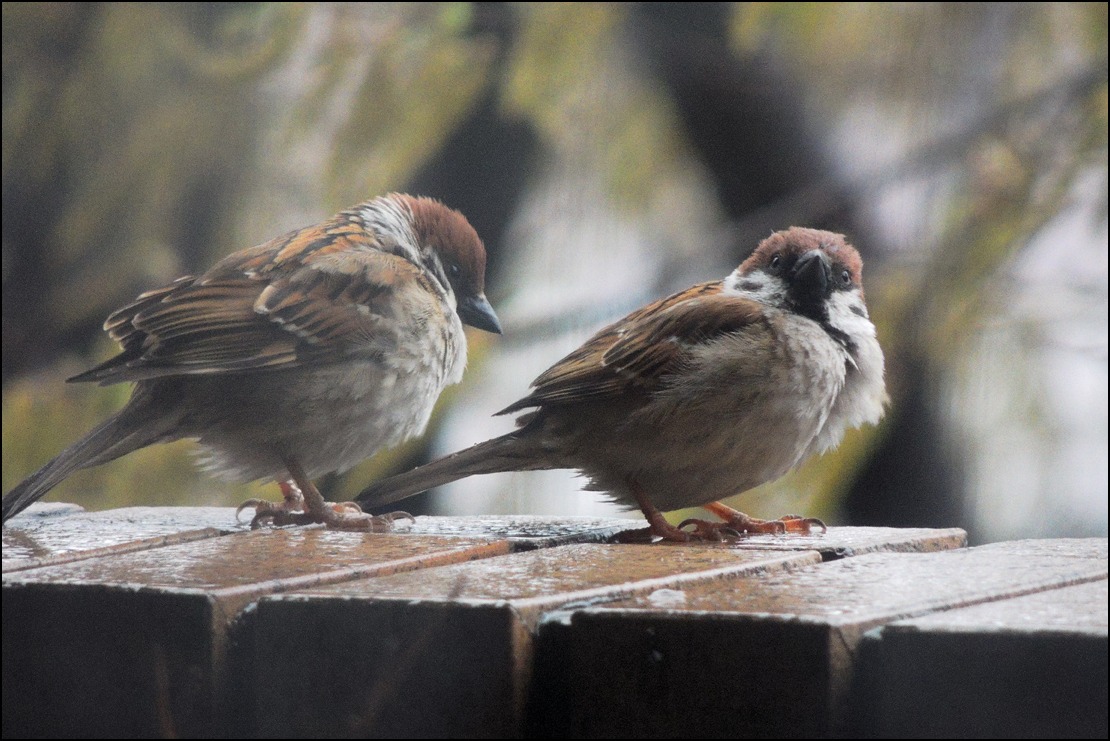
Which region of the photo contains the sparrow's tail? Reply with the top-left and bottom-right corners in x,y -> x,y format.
356,431 -> 546,510
2,409 -> 164,523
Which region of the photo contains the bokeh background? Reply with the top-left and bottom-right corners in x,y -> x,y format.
3,3 -> 1106,544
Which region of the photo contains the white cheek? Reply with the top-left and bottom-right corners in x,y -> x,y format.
822,288 -> 887,437
826,290 -> 876,338
724,270 -> 786,305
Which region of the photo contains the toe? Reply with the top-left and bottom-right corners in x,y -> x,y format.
381,510 -> 416,525
235,499 -> 265,523
780,516 -> 826,534
321,511 -> 410,532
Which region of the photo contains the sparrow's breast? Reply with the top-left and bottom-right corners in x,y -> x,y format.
177,296 -> 469,483
569,312 -> 850,511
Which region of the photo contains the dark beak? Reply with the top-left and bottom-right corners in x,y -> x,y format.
790,250 -> 831,305
459,293 -> 502,334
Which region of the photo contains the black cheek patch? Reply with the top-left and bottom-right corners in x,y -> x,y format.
738,279 -> 763,292
850,304 -> 867,318
822,322 -> 855,352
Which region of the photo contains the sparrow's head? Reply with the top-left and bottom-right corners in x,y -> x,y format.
728,227 -> 867,329
361,194 -> 502,334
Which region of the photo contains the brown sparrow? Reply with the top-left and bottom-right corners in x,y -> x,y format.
2,194 -> 501,529
358,227 -> 886,541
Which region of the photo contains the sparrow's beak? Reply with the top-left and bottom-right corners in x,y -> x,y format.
790,249 -> 832,305
459,293 -> 503,334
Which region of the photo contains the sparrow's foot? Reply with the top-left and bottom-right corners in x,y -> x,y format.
315,508 -> 416,532
701,502 -> 827,536
673,512 -> 825,540
239,499 -> 413,531
623,484 -> 826,544
767,513 -> 827,534
237,480 -> 310,529
676,517 -> 746,540
237,479 -> 412,531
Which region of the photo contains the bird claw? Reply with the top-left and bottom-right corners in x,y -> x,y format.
775,514 -> 828,534
378,510 -> 416,525
235,498 -> 267,523
318,508 -> 414,532
235,480 -> 312,528
673,513 -> 826,541
676,518 -> 737,541
235,502 -> 414,532
234,486 -> 413,531
236,498 -> 306,530
234,502 -> 302,529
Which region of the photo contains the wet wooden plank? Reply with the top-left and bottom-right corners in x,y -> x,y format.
527,539 -> 1108,738
851,578 -> 1108,739
0,511 -> 977,738
1,505 -> 644,572
2,529 -> 511,738
685,525 -> 967,559
2,504 -> 242,572
403,513 -> 645,549
252,543 -> 824,738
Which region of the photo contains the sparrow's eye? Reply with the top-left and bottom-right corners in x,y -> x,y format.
770,254 -> 782,271
841,269 -> 852,285
447,262 -> 461,279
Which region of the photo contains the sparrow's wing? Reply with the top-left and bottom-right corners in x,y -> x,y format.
498,281 -> 765,413
69,220 -> 439,385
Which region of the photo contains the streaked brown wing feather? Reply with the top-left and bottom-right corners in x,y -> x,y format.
499,282 -> 764,413
254,251 -> 420,358
70,218 -> 426,385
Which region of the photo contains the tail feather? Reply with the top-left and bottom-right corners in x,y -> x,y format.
357,432 -> 541,509
2,412 -> 160,523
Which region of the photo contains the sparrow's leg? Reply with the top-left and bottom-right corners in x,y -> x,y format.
683,501 -> 826,537
238,461 -> 413,531
288,460 -> 415,531
616,480 -> 700,543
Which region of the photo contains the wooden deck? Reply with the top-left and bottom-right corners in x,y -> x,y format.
2,505 -> 1106,738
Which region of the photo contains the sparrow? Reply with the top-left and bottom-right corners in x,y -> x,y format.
358,227 -> 886,541
2,194 -> 501,529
